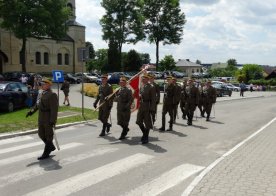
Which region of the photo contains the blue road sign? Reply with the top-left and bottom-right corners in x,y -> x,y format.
52,70 -> 64,83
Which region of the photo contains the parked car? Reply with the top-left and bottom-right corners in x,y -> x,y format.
3,72 -> 31,82
64,73 -> 81,84
226,83 -> 240,92
107,72 -> 131,84
212,83 -> 232,97
75,72 -> 98,83
0,74 -> 4,81
0,81 -> 38,112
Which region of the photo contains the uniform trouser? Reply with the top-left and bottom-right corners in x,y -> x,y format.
99,107 -> 111,124
198,103 -> 203,115
161,104 -> 174,128
150,103 -> 158,124
136,109 -> 152,130
117,109 -> 131,128
173,103 -> 179,121
180,101 -> 187,117
186,104 -> 196,123
38,123 -> 54,142
203,103 -> 212,118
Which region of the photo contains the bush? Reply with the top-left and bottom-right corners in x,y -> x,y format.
83,83 -> 99,97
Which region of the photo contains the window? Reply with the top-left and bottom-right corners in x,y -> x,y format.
44,52 -> 49,65
36,52 -> 41,64
192,69 -> 194,73
65,53 -> 69,65
57,53 -> 62,65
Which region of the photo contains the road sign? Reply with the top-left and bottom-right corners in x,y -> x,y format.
52,70 -> 64,83
77,47 -> 89,62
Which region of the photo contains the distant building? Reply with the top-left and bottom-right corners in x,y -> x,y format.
0,0 -> 85,74
175,59 -> 202,77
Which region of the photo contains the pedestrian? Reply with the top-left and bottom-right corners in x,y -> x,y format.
20,74 -> 28,85
183,78 -> 199,125
93,74 -> 113,136
26,78 -> 58,160
202,80 -> 217,121
198,82 -> 205,117
159,76 -> 175,131
148,73 -> 160,125
136,73 -> 156,144
115,76 -> 134,140
172,77 -> 181,123
180,79 -> 188,119
239,81 -> 246,97
61,79 -> 70,106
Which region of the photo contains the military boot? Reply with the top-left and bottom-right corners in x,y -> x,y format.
142,129 -> 149,144
106,123 -> 111,133
206,114 -> 210,121
166,124 -> 173,131
139,125 -> 146,142
159,115 -> 166,131
37,142 -> 52,160
119,127 -> 129,140
99,124 -> 106,136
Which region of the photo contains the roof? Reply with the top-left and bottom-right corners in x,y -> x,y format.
66,20 -> 85,28
176,59 -> 202,67
265,70 -> 276,80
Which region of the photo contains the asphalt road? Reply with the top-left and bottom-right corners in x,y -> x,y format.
1,85 -> 276,196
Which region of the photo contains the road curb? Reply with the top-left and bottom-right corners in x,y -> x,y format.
0,120 -> 96,140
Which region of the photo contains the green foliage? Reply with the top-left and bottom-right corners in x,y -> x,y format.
86,41 -> 96,59
107,39 -> 121,72
196,59 -> 201,64
89,49 -> 108,72
143,0 -> 186,66
209,68 -> 236,78
159,55 -> 176,71
235,64 -> 263,83
123,49 -> 142,71
140,53 -> 151,64
226,59 -> 238,71
0,0 -> 70,72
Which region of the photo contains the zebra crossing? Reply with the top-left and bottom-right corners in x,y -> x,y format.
0,134 -> 204,196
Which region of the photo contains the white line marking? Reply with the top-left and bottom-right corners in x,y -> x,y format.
0,143 -> 82,167
0,147 -> 118,188
0,136 -> 33,146
182,116 -> 276,196
0,142 -> 41,154
24,153 -> 153,196
125,164 -> 204,196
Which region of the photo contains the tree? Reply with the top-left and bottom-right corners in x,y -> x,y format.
86,41 -> 95,59
124,49 -> 142,71
227,58 -> 237,71
143,0 -> 186,67
0,0 -> 70,72
100,0 -> 144,69
89,49 -> 108,72
235,64 -> 263,83
140,53 -> 151,64
159,55 -> 176,71
107,39 -> 121,72
196,59 -> 202,64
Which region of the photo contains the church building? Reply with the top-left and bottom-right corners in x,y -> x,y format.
0,0 -> 86,74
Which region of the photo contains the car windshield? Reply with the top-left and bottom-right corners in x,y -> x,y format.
0,84 -> 6,91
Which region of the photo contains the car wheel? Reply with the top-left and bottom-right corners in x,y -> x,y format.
7,101 -> 14,112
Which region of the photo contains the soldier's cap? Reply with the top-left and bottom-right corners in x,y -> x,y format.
166,75 -> 173,80
142,73 -> 150,79
148,73 -> 155,79
40,78 -> 52,85
172,77 -> 177,81
120,76 -> 127,82
101,74 -> 108,79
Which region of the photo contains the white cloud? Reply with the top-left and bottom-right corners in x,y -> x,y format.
75,0 -> 276,66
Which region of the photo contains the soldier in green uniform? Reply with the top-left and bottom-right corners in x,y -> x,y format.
183,78 -> 199,125
115,76 -> 134,140
159,76 -> 175,131
148,73 -> 160,125
26,78 -> 58,160
172,77 -> 181,123
202,80 -> 217,121
136,74 -> 156,144
180,79 -> 188,119
94,74 -> 113,136
198,82 -> 205,117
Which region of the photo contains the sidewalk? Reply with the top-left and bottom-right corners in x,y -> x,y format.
184,117 -> 276,196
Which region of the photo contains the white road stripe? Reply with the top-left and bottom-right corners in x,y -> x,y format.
0,143 -> 82,167
124,164 -> 204,196
0,142 -> 41,154
0,147 -> 118,188
24,153 -> 154,196
0,136 -> 33,146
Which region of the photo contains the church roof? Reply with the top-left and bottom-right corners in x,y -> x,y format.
66,20 -> 85,28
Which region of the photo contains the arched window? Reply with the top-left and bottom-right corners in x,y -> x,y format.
65,53 -> 69,65
57,53 -> 62,65
36,52 -> 41,64
44,52 -> 49,65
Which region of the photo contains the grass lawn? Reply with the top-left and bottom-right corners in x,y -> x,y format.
0,106 -> 98,134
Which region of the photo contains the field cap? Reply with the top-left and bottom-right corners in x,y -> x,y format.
40,78 -> 52,85
120,76 -> 127,82
142,73 -> 150,79
101,74 -> 108,79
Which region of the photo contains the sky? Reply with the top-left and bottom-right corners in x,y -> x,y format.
75,0 -> 276,66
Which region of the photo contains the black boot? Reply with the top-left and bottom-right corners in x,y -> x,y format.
142,129 -> 149,144
166,124 -> 173,131
119,127 -> 129,140
206,114 -> 210,121
106,123 -> 111,133
139,125 -> 146,142
159,115 -> 166,131
99,124 -> 106,136
37,142 -> 52,160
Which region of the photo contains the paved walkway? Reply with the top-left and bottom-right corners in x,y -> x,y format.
184,117 -> 276,196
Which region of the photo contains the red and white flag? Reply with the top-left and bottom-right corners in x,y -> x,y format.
128,74 -> 142,112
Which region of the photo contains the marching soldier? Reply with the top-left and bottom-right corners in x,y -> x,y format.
180,79 -> 188,119
183,78 -> 199,125
159,76 -> 175,131
202,80 -> 217,121
198,82 -> 205,117
26,78 -> 58,160
115,76 -> 134,140
172,77 -> 181,123
136,73 -> 156,144
93,74 -> 113,136
149,73 -> 160,125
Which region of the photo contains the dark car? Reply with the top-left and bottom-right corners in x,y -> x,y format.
212,83 -> 232,97
0,81 -> 38,112
3,72 -> 30,82
64,73 -> 81,84
0,74 -> 4,81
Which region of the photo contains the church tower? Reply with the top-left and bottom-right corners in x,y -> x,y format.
67,0 -> 76,21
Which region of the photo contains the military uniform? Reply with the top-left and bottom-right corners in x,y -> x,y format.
115,84 -> 133,139
183,82 -> 199,125
202,84 -> 216,121
198,84 -> 205,117
180,81 -> 187,119
26,78 -> 58,160
159,79 -> 175,131
136,76 -> 156,144
173,81 -> 181,123
94,80 -> 113,136
150,81 -> 160,124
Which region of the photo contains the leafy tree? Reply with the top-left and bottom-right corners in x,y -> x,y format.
123,49 -> 142,71
100,0 -> 144,69
196,59 -> 201,64
0,0 -> 70,72
235,64 -> 263,83
89,49 -> 108,72
227,58 -> 238,71
86,41 -> 95,59
140,53 -> 151,64
159,55 -> 176,71
143,0 -> 186,67
107,39 -> 121,72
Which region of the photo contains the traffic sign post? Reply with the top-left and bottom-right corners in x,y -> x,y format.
52,70 -> 64,106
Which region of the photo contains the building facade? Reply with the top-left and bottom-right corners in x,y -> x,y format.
0,0 -> 85,74
175,59 -> 203,77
